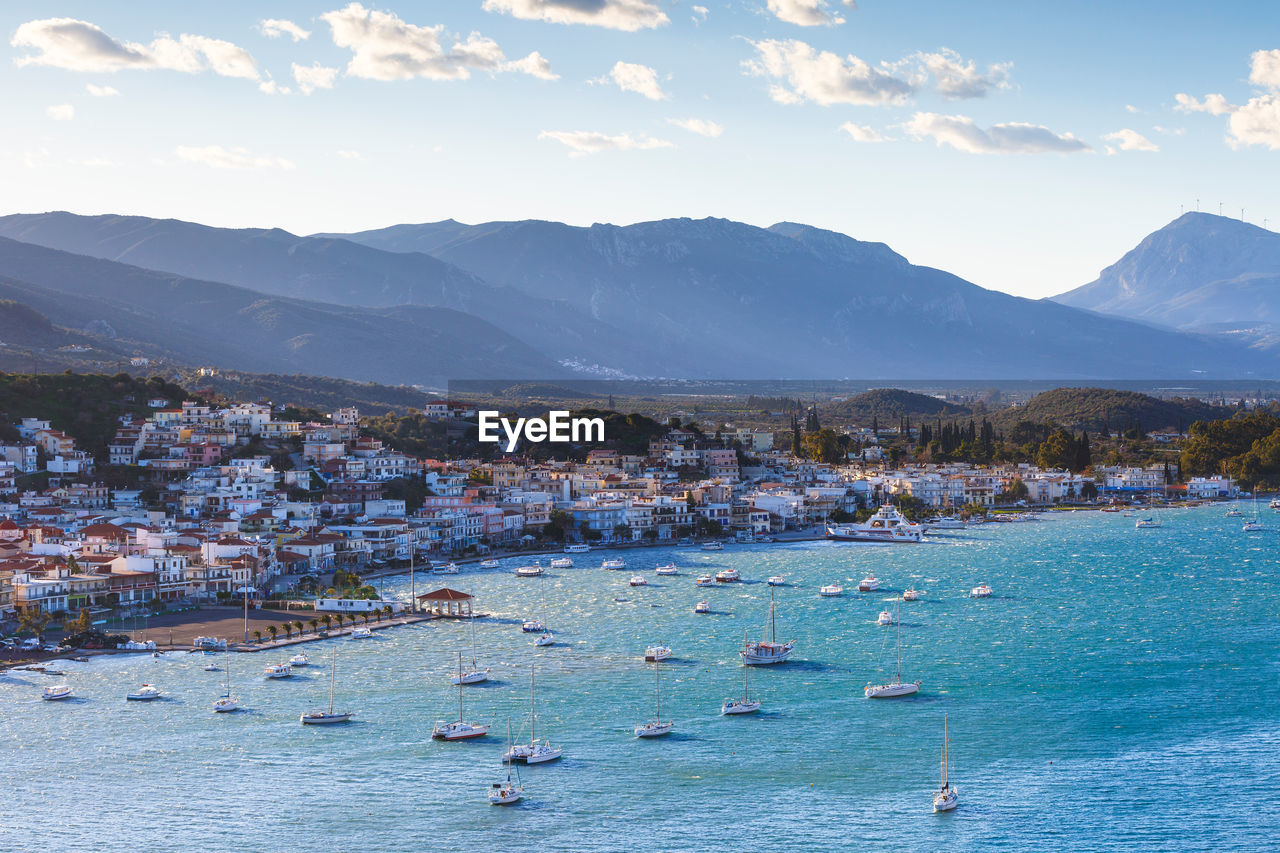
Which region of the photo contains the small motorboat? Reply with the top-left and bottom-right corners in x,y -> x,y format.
819,584 -> 843,597
479,559 -> 500,569
550,557 -> 573,569
534,632 -> 555,647
521,616 -> 546,632
694,601 -> 710,614
969,584 -> 993,598
432,562 -> 460,575
601,558 -> 626,570
202,661 -> 220,672
264,663 -> 293,679
515,563 -> 544,577
289,653 -> 310,667
766,575 -> 785,586
695,575 -> 715,587
126,683 -> 162,701
858,575 -> 881,592
42,684 -> 73,701
350,627 -> 373,639
877,610 -> 894,626
701,541 -> 723,551
655,564 -> 679,575
715,569 -> 740,583
903,589 -> 921,601
644,645 -> 672,662
629,575 -> 648,587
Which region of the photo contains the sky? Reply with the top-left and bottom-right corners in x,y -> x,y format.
2,0 -> 1279,299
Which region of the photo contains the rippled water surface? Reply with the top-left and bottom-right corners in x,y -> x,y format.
4,506 -> 1278,852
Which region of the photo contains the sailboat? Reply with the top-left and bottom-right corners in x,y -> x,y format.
451,601 -> 490,684
488,718 -> 524,805
433,653 -> 490,740
1243,492 -> 1266,532
634,660 -> 674,738
213,657 -> 238,712
505,665 -> 563,764
740,586 -> 794,665
932,716 -> 959,812
300,647 -> 353,724
721,665 -> 761,715
865,604 -> 920,698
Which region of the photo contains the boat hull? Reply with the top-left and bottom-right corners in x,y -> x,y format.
933,791 -> 958,812
635,722 -> 674,738
865,681 -> 921,698
451,671 -> 489,685
721,700 -> 761,715
740,641 -> 794,665
213,698 -> 238,713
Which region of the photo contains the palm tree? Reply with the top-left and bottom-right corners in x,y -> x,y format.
293,620 -> 304,637
253,630 -> 262,644
321,614 -> 332,632
308,618 -> 319,634
383,604 -> 394,621
334,613 -> 346,630
266,625 -> 278,642
279,623 -> 290,639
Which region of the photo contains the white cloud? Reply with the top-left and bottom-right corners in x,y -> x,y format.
668,117 -> 723,137
1174,93 -> 1236,115
606,61 -> 665,100
85,83 -> 119,96
902,112 -> 1090,154
258,19 -> 311,42
482,0 -> 668,31
257,77 -> 291,95
175,145 -> 295,170
321,3 -> 549,82
1229,94 -> 1280,150
293,62 -> 339,94
539,130 -> 673,156
1103,128 -> 1159,152
692,6 -> 709,23
337,149 -> 362,159
914,49 -> 1010,99
1125,104 -> 1139,113
12,17 -> 261,81
1249,49 -> 1280,90
1153,126 -> 1185,136
46,104 -> 74,121
744,38 -> 914,106
767,0 -> 846,27
839,121 -> 889,142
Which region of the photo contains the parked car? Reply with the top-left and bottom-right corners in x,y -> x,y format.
0,638 -> 16,649
19,638 -> 41,651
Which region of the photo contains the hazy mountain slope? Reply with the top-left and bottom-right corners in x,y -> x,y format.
1054,213 -> 1280,327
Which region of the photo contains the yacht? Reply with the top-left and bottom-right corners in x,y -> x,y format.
289,652 -> 310,667
928,516 -> 965,530
550,557 -> 573,569
865,605 -> 921,698
701,541 -> 724,551
126,683 -> 162,701
42,684 -> 73,701
819,584 -> 843,597
213,660 -> 238,712
766,575 -> 785,586
858,575 -> 881,592
263,663 -> 292,679
1134,517 -> 1161,529
644,645 -> 672,662
479,559 -> 500,569
452,611 -> 490,684
534,632 -> 555,647
655,563 -> 679,575
877,610 -> 894,626
1225,507 -> 1244,517
694,601 -> 710,614
300,648 -> 353,725
489,719 -> 524,805
521,619 -> 545,633
933,716 -> 959,813
601,558 -> 626,570
721,666 -> 761,715
350,626 -> 373,639
634,661 -> 674,738
741,588 -> 795,665
629,575 -> 648,587
433,653 -> 490,741
433,562 -> 460,575
714,568 -> 741,583
515,563 -> 544,577
504,666 -> 563,765
1242,519 -> 1265,532
902,589 -> 921,601
827,504 -> 924,543
564,543 -> 590,553
969,584 -> 993,598
695,575 -> 715,587
1269,497 -> 1280,510
202,660 -> 220,672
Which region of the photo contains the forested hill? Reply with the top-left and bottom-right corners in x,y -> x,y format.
989,388 -> 1231,433
822,389 -> 969,424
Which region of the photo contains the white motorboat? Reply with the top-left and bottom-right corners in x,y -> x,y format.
1271,498 -> 1280,510
432,561 -> 460,575
434,652 -> 490,741
635,660 -> 673,738
694,601 -> 710,614
534,632 -> 555,647
695,575 -> 715,587
644,645 -> 672,662
489,719 -> 524,805
701,541 -> 724,551
877,610 -> 894,626
766,575 -> 785,586
1225,508 -> 1243,517
933,716 -> 959,813
819,584 -> 843,597
300,647 -> 353,725
827,504 -> 924,543
741,587 -> 795,665
564,543 -> 590,553
263,663 -> 292,679
504,665 -> 563,765
1134,517 -> 1161,529
600,558 -> 626,570
903,588 -> 921,601
453,607 -> 490,684
655,564 -> 679,575
202,661 -> 220,672
515,563 -> 544,577
521,619 -> 545,633
865,605 -> 921,699
213,659 -> 238,712
715,569 -> 740,583
858,575 -> 881,592
42,684 -> 73,701
126,683 -> 162,701
629,575 -> 648,587
721,666 -> 761,715
289,652 -> 310,667
550,557 -> 573,569
350,627 -> 373,639
929,516 -> 966,530
479,559 -> 500,569
969,584 -> 993,598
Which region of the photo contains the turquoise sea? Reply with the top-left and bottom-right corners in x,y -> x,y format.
4,505 -> 1279,852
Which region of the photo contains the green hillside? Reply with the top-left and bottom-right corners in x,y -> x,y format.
990,387 -> 1230,433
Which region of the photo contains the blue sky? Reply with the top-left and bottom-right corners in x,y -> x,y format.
2,0 -> 1279,299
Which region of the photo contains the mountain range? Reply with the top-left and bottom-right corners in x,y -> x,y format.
0,210 -> 1274,383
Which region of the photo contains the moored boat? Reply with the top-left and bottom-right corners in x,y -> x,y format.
126,683 -> 161,701
714,568 -> 740,583
655,563 -> 679,575
634,660 -> 673,738
479,559 -> 500,569
969,583 -> 992,598
858,575 -> 881,592
933,716 -> 959,812
42,684 -> 73,701
550,557 -> 573,569
766,575 -> 785,586
263,663 -> 292,679
695,575 -> 715,587
300,647 -> 353,725
515,563 -> 544,577
741,587 -> 795,665
865,605 -> 920,699
827,504 -> 923,543
694,601 -> 710,614
601,558 -> 626,570
629,575 -> 648,587
819,584 -> 843,597
434,652 -> 490,740
644,644 -> 671,662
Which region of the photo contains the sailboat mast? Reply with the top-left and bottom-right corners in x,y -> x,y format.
329,648 -> 336,714
457,651 -> 464,722
770,587 -> 776,643
654,661 -> 661,723
896,604 -> 903,683
469,591 -> 479,669
530,664 -> 536,743
942,716 -> 949,789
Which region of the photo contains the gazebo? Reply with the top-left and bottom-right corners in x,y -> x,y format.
416,587 -> 473,618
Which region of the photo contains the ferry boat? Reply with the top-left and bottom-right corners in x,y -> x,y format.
655,564 -> 679,575
479,559 -> 500,569
550,557 -> 573,569
629,575 -> 648,587
515,563 -> 544,577
766,575 -> 785,586
969,583 -> 993,598
819,584 -> 843,597
740,588 -> 795,665
827,504 -> 923,543
289,652 -> 309,667
858,575 -> 881,592
601,558 -> 626,570
701,541 -> 724,551
715,569 -> 741,583
694,601 -> 710,614
263,663 -> 292,679
126,683 -> 162,701
42,684 -> 73,701
644,645 -> 672,662
695,575 -> 715,587
564,543 -> 591,553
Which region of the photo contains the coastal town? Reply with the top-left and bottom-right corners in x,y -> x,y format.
0,391 -> 1243,644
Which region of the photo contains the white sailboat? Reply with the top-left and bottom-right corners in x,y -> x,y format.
489,718 -> 524,805
865,605 -> 921,698
634,660 -> 674,738
932,716 -> 959,812
433,653 -> 490,740
740,587 -> 794,665
1243,493 -> 1266,532
452,604 -> 490,684
213,657 -> 238,712
505,665 -> 563,764
721,665 -> 761,715
300,647 -> 353,724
